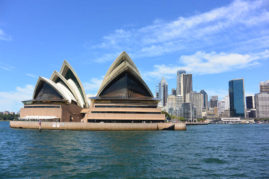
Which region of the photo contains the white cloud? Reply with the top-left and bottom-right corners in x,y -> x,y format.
0,63 -> 15,71
0,85 -> 34,112
84,77 -> 103,94
93,52 -> 122,63
92,0 -> 269,61
0,29 -> 11,41
26,73 -> 37,79
144,50 -> 269,78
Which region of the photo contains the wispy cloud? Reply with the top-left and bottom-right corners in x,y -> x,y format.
84,77 -> 103,94
0,29 -> 11,41
93,52 -> 121,63
0,85 -> 34,112
91,0 -> 269,62
26,73 -> 37,79
144,50 -> 269,78
0,63 -> 15,71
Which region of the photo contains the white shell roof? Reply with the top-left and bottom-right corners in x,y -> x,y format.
60,60 -> 89,108
96,52 -> 153,97
33,77 -> 75,104
51,71 -> 84,108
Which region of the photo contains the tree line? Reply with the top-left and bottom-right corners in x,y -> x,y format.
0,113 -> 19,121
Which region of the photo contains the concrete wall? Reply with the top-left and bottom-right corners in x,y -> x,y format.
20,103 -> 83,122
10,121 -> 186,131
20,106 -> 62,119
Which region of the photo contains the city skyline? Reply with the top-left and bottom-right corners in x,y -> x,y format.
1,0 -> 269,111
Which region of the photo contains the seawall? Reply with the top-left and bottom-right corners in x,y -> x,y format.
10,121 -> 186,131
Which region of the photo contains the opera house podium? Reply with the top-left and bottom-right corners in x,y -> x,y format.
10,52 -> 186,131
82,52 -> 165,123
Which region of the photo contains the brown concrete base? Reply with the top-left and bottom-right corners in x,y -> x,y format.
10,121 -> 186,131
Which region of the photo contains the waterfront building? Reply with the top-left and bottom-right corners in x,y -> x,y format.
165,95 -> 184,117
20,61 -> 88,122
176,70 -> 186,96
181,103 -> 196,121
260,80 -> 269,93
246,95 -> 255,110
210,96 -> 218,108
255,80 -> 269,118
200,90 -> 208,110
246,109 -> 256,118
20,52 -> 165,123
83,52 -> 165,123
186,91 -> 203,119
229,79 -> 245,118
224,95 -> 230,110
158,78 -> 168,107
221,117 -> 241,124
217,100 -> 225,116
255,93 -> 269,118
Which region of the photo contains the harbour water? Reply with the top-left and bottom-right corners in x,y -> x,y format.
1,121 -> 269,178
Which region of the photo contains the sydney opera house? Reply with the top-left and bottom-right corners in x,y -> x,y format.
11,52 -> 186,130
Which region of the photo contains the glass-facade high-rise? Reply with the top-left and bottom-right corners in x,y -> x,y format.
176,70 -> 186,96
159,77 -> 168,107
200,90 -> 208,110
246,96 -> 255,110
229,79 -> 245,117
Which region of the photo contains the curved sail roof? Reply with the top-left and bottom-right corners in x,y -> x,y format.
51,71 -> 84,107
97,52 -> 153,98
33,77 -> 75,103
104,51 -> 140,77
60,60 -> 89,107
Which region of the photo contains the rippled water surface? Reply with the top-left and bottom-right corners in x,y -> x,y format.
1,121 -> 269,178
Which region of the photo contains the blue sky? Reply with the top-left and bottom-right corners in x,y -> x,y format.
0,0 -> 269,112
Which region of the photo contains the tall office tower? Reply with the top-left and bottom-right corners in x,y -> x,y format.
229,79 -> 245,118
217,100 -> 226,116
159,77 -> 168,107
186,91 -> 203,119
246,96 -> 255,110
260,80 -> 269,93
255,93 -> 269,118
171,88 -> 176,96
182,74 -> 193,102
224,95 -> 230,110
255,80 -> 269,118
176,70 -> 186,96
200,90 -> 208,110
210,96 -> 218,108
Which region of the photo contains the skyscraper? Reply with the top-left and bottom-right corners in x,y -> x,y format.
171,88 -> 176,96
210,96 -> 218,108
182,74 -> 192,102
186,91 -> 203,119
176,70 -> 186,96
255,93 -> 269,118
229,79 -> 245,118
200,90 -> 208,110
255,80 -> 269,118
246,95 -> 255,110
159,77 -> 168,107
260,80 -> 269,93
